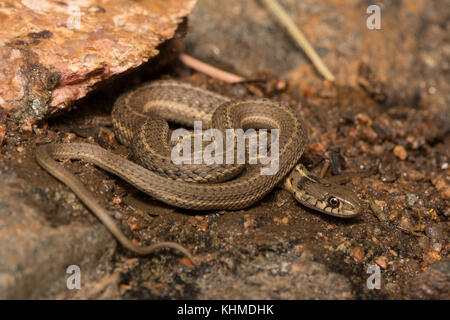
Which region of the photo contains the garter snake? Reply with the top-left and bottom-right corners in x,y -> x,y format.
36,80 -> 361,261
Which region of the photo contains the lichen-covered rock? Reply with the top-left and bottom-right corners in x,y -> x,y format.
0,0 -> 197,121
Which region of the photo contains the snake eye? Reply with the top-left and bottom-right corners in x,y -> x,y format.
328,197 -> 340,208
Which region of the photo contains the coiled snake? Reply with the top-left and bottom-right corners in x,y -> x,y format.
36,80 -> 361,262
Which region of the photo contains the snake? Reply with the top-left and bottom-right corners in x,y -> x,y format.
36,80 -> 361,262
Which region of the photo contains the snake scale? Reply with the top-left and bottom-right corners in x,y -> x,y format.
36,80 -> 361,261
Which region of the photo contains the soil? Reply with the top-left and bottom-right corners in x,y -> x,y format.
0,0 -> 448,299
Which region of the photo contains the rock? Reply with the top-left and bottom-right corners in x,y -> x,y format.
431,174 -> 450,200
375,256 -> 388,269
406,194 -> 419,207
0,107 -> 6,148
408,170 -> 424,181
393,145 -> 408,160
406,258 -> 450,299
196,250 -> 353,299
425,224 -> 446,243
355,113 -> 373,126
422,252 -> 442,265
0,172 -> 116,298
0,0 -> 197,121
351,246 -> 365,262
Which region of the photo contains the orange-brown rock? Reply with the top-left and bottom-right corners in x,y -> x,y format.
0,0 -> 197,120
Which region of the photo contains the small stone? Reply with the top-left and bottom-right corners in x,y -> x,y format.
307,142 -> 326,156
374,200 -> 387,208
399,213 -> 415,231
197,221 -> 208,232
355,113 -> 373,126
63,132 -> 77,143
423,252 -> 441,264
406,194 -> 419,206
351,226 -> 366,239
372,145 -> 384,155
20,119 -> 33,132
275,80 -> 287,91
431,242 -> 442,252
393,145 -> 408,160
431,175 -> 448,193
359,126 -> 378,142
441,187 -> 450,200
0,108 -> 6,147
375,256 -> 388,269
179,257 -> 195,269
352,247 -> 365,262
111,196 -> 122,205
244,217 -> 256,229
127,217 -> 139,231
119,283 -> 132,291
408,170 -> 424,181
425,224 -> 445,243
418,237 -> 430,251
388,210 -> 400,221
443,207 -> 450,217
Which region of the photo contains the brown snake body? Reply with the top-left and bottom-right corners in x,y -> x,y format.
36,80 -> 361,261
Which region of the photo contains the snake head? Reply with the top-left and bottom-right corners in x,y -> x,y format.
284,164 -> 362,218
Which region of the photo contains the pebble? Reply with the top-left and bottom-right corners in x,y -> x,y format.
351,246 -> 365,262
424,224 -> 445,243
0,124 -> 5,147
244,216 -> 257,229
63,132 -> 77,143
401,259 -> 420,276
393,145 -> 408,160
355,113 -> 373,126
422,251 -> 442,264
374,200 -> 387,209
359,126 -> 378,142
179,257 -> 195,269
417,236 -> 430,251
375,256 -> 388,269
111,196 -> 122,205
372,144 -> 385,155
431,242 -> 442,252
398,213 -> 415,231
388,210 -> 400,221
441,188 -> 450,200
444,207 -> 450,217
306,141 -> 326,156
406,194 -> 419,206
351,226 -> 366,239
408,170 -> 424,181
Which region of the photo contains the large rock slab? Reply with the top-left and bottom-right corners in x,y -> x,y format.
0,171 -> 115,299
0,0 -> 197,121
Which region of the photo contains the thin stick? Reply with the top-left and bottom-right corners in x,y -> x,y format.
262,0 -> 335,82
179,53 -> 245,83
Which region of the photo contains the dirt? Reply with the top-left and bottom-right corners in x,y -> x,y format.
0,0 -> 448,299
